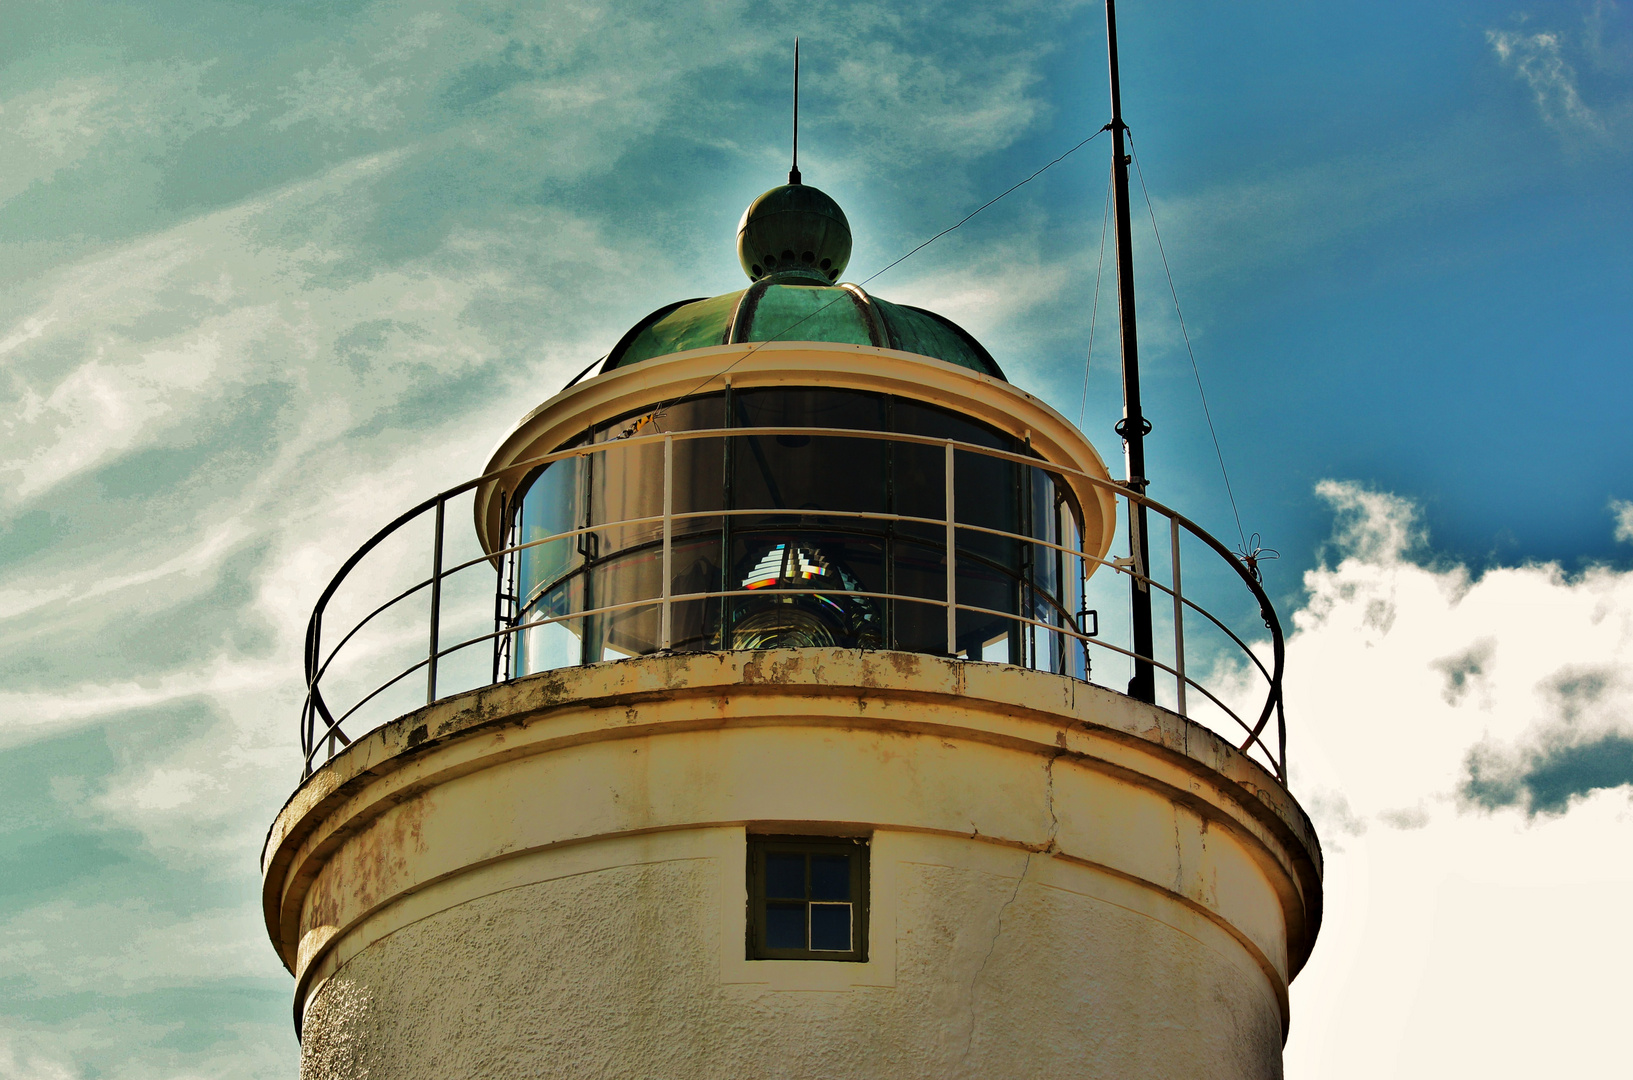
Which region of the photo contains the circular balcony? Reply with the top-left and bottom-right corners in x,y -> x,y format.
295,343 -> 1287,783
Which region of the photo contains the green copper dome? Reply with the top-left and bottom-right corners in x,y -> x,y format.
594,182 -> 1005,382
603,281 -> 1003,379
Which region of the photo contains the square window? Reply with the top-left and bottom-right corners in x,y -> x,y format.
747,835 -> 868,962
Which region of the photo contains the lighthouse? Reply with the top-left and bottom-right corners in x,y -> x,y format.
262,26 -> 1321,1079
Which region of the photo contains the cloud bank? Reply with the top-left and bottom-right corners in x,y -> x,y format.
1283,481 -> 1633,1078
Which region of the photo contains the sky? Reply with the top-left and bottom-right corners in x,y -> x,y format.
0,0 -> 1630,1076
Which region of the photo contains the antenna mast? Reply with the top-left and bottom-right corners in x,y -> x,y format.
1105,0 -> 1156,703
790,38 -> 801,185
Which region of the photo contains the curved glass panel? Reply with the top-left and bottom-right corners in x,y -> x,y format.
509,388 -> 1086,678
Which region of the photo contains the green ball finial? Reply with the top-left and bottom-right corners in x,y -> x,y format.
736,183 -> 852,283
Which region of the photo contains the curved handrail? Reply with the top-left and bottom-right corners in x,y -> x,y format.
299,426 -> 1287,780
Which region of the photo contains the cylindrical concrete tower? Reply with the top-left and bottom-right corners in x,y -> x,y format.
263,180 -> 1322,1079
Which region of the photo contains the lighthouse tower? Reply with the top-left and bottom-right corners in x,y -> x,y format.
262,175 -> 1322,1078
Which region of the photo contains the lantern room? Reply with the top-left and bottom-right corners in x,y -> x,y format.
472,183 -> 1119,688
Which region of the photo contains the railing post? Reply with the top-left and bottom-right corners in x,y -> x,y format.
1170,515 -> 1186,717
945,440 -> 957,656
427,497 -> 445,704
661,434 -> 673,650
491,504 -> 511,686
304,620 -> 321,768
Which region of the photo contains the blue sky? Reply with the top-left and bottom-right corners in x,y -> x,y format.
1,1 -> 1630,1076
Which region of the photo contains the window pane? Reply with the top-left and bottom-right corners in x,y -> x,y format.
891,441 -> 946,526
588,440 -> 665,554
594,394 -> 726,443
517,456 -> 584,605
671,436 -> 726,517
730,433 -> 888,516
809,854 -> 850,901
809,903 -> 852,951
765,853 -> 806,899
516,579 -> 584,674
766,903 -> 806,949
891,539 -> 946,603
893,398 -> 1014,451
734,387 -> 885,433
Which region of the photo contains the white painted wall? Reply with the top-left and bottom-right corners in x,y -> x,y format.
300,829 -> 1284,1079
265,651 -> 1321,1080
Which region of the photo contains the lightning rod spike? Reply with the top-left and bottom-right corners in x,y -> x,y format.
790,38 -> 801,185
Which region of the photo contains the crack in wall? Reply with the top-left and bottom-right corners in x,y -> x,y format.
1173,799 -> 1185,895
958,751 -> 1060,1074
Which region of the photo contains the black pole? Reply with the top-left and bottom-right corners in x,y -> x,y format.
1105,0 -> 1156,703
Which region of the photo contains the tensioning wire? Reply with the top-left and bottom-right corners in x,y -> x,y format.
1079,162 -> 1112,428
1127,134 -> 1248,551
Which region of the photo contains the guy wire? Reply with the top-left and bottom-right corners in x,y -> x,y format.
1127,134 -> 1248,551
1080,162 -> 1112,428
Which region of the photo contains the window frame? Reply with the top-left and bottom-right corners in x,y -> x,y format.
746,834 -> 870,962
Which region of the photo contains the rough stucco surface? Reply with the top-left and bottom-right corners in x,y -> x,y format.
299,853 -> 1282,1080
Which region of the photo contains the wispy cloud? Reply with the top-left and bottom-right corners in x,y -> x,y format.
1487,4 -> 1633,142
1488,26 -> 1603,133
1612,496 -> 1633,542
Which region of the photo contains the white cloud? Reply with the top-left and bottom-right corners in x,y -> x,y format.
882,233 -> 1072,343
273,60 -> 409,133
4,330 -> 228,500
1488,25 -> 1605,134
1284,481 -> 1633,1078
0,1038 -> 77,1080
1612,496 -> 1633,542
0,658 -> 285,745
0,902 -> 278,995
0,63 -> 245,209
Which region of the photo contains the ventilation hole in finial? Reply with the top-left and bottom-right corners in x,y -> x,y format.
780,249 -> 796,264
751,264 -> 763,277
820,258 -> 831,271
801,251 -> 815,264
827,268 -> 838,281
765,253 -> 778,267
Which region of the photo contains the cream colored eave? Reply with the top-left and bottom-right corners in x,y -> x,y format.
473,341 -> 1119,561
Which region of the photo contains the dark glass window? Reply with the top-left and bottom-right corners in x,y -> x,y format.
748,835 -> 868,961
508,387 -> 1085,679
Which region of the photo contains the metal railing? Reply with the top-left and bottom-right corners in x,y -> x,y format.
300,427 -> 1287,781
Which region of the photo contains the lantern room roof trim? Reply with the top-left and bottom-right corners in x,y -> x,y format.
475,341 -> 1114,562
